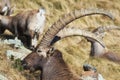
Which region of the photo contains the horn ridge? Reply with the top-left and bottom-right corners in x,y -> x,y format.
37,8 -> 113,49
56,28 -> 105,47
93,25 -> 120,35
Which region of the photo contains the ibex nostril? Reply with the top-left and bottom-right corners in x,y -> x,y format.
22,63 -> 28,69
30,46 -> 35,51
22,62 -> 27,66
21,61 -> 27,67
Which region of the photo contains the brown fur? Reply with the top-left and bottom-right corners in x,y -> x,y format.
22,9 -> 114,79
0,10 -> 39,48
81,71 -> 98,80
102,52 -> 120,64
22,50 -> 81,80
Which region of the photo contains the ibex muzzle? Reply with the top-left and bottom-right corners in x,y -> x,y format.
22,51 -> 44,72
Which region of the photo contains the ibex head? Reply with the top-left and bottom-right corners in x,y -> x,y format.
22,8 -> 114,72
22,51 -> 45,72
22,47 -> 54,72
30,8 -> 46,50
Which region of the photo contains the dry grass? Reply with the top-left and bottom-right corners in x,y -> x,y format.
0,0 -> 120,80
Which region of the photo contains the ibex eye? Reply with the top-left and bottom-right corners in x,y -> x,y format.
37,49 -> 41,53
49,48 -> 54,53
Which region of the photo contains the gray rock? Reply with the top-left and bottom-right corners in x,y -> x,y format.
4,37 -> 23,48
6,46 -> 31,60
0,74 -> 8,80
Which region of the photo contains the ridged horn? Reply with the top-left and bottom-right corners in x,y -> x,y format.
56,28 -> 105,47
36,8 -> 114,49
93,25 -> 120,35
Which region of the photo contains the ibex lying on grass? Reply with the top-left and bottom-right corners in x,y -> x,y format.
0,8 -> 46,49
51,25 -> 120,63
22,8 -> 114,80
22,32 -> 103,80
0,0 -> 12,15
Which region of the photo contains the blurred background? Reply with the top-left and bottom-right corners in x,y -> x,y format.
0,0 -> 120,80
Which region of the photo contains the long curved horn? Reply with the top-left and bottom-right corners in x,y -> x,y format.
36,8 -> 114,50
56,28 -> 104,46
53,25 -> 120,45
93,25 -> 120,35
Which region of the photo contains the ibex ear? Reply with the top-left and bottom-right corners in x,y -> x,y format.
47,47 -> 55,57
52,50 -> 63,58
49,47 -> 55,53
39,8 -> 46,16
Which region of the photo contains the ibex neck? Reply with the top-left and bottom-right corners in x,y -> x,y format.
1,15 -> 11,26
42,57 -> 80,80
90,41 -> 106,57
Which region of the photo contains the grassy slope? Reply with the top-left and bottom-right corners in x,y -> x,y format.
0,0 -> 120,80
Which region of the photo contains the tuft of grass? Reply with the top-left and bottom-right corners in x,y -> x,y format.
12,59 -> 24,71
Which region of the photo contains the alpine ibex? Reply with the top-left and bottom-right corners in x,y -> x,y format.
22,8 -> 114,80
0,0 -> 12,15
0,8 -> 46,49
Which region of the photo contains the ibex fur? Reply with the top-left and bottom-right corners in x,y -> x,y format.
0,8 -> 46,49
